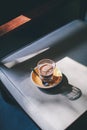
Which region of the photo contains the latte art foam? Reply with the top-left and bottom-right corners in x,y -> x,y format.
40,63 -> 53,77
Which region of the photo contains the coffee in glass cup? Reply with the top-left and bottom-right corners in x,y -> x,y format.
37,59 -> 56,86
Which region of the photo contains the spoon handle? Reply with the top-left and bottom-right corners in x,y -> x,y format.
33,69 -> 49,86
33,69 -> 39,77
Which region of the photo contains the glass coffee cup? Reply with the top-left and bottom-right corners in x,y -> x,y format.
37,59 -> 56,86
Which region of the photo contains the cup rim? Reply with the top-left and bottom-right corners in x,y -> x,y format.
37,58 -> 56,67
